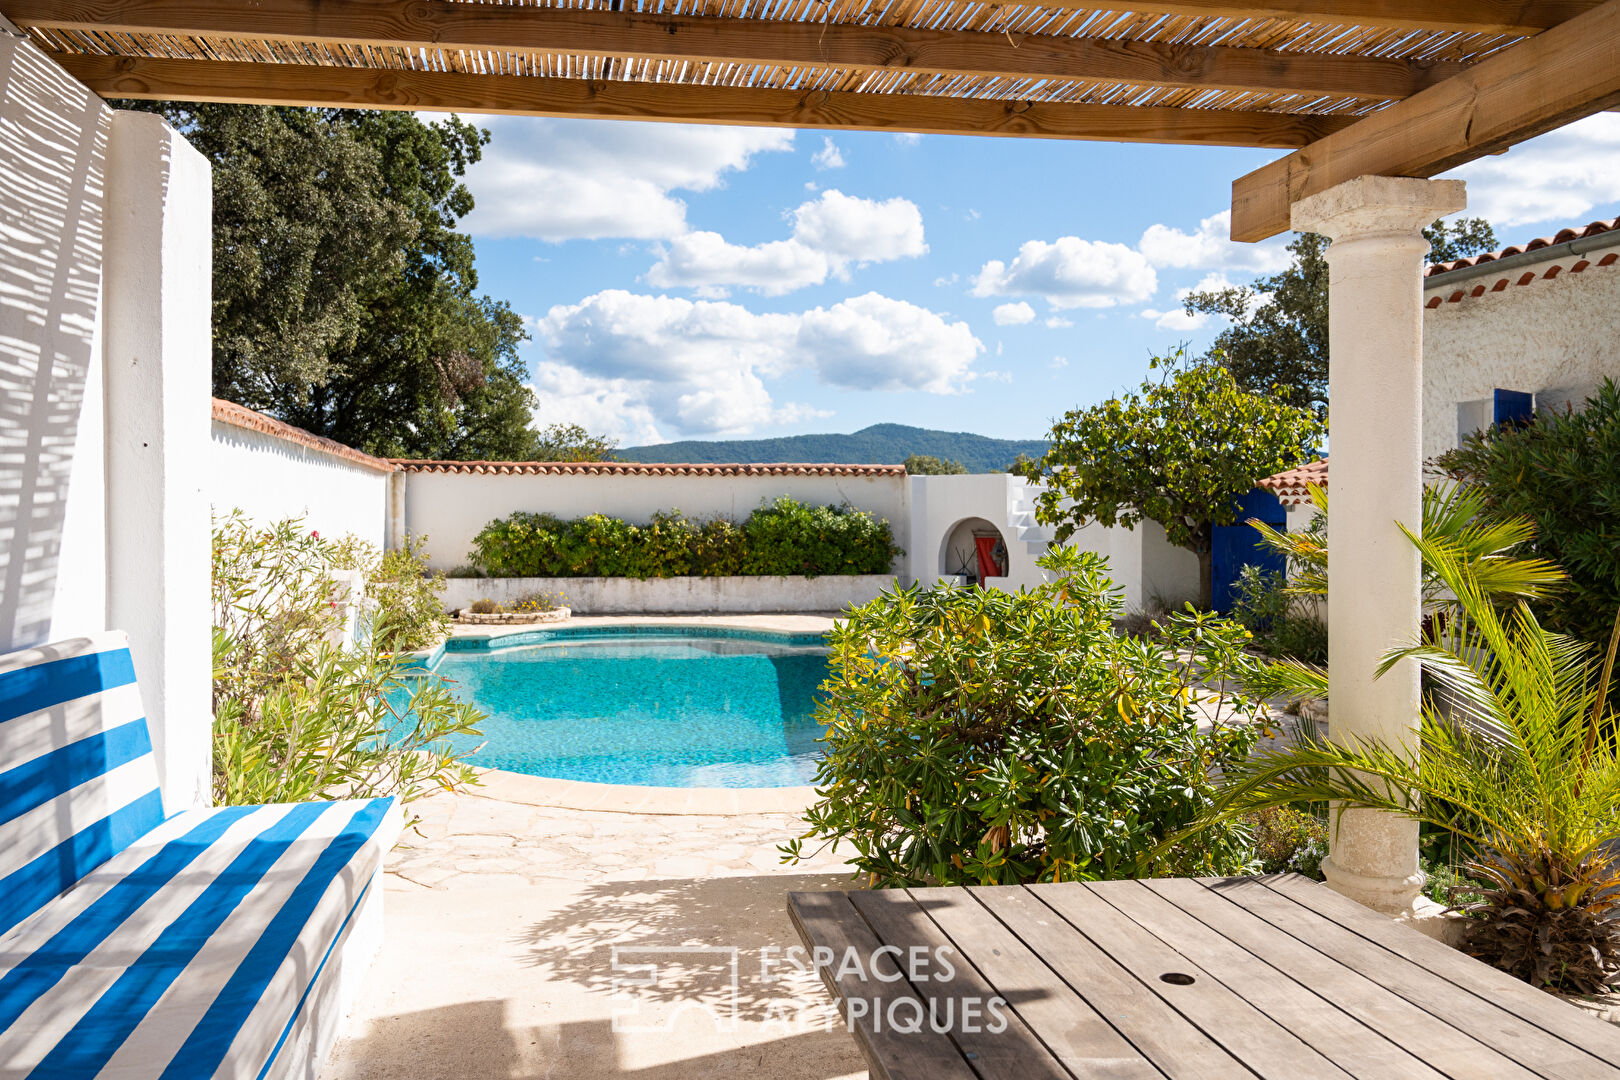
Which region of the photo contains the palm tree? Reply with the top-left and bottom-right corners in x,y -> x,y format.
1244,482 -> 1564,702
1192,526 -> 1620,994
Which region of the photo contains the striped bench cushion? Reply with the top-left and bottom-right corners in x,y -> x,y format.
0,796 -> 397,1079
0,633 -> 166,939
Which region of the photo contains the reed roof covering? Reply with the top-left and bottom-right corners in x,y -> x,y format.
7,0 -> 1619,238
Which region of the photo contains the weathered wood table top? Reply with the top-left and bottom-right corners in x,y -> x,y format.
788,874 -> 1620,1079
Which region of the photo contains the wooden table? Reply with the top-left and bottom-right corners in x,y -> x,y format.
788,874 -> 1620,1079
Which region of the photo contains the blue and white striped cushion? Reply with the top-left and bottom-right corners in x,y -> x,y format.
0,632 -> 166,938
0,795 -> 397,1079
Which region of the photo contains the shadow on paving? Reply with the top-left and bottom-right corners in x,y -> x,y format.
332,1001 -> 860,1080
517,871 -> 856,1024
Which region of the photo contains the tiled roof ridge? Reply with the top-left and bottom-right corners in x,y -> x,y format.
211,398 -> 397,474
1426,218 -> 1620,276
393,459 -> 907,477
1256,457 -> 1328,505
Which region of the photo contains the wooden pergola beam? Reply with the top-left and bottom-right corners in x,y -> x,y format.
59,53 -> 1355,148
4,0 -> 1467,101
1231,0 -> 1620,241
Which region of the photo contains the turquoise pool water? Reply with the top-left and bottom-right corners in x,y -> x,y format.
423,629 -> 830,788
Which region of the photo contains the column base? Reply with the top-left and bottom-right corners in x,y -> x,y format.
1321,855 -> 1425,917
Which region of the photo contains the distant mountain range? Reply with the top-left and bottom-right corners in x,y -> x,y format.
618,423 -> 1047,473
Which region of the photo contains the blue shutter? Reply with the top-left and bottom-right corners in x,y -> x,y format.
1493,389 -> 1534,428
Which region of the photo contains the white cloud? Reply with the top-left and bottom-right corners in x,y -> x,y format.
645,232 -> 828,297
971,237 -> 1157,309
934,274 -> 959,287
1044,315 -> 1074,329
792,190 -> 927,268
812,137 -> 846,170
893,132 -> 923,147
458,118 -> 794,241
979,370 -> 1014,383
1447,113 -> 1620,228
1049,356 -> 1069,369
1138,210 -> 1291,274
645,189 -> 926,294
992,301 -> 1036,325
533,290 -> 981,438
1140,307 -> 1212,332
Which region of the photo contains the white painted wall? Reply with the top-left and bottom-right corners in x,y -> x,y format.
209,420 -> 392,549
0,35 -> 113,650
103,110 -> 214,814
401,470 -> 909,572
1423,247 -> 1620,460
0,40 -> 215,810
443,574 -> 894,615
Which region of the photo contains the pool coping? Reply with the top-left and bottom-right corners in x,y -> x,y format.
470,766 -> 821,816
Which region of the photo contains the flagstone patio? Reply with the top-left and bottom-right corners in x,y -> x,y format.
323,784 -> 866,1079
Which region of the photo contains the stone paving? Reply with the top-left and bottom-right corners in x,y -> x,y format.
325,783 -> 867,1080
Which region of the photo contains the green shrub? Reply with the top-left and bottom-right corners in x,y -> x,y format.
1241,806 -> 1327,877
781,547 -> 1267,886
904,453 -> 967,475
1231,565 -> 1328,665
211,512 -> 481,810
740,497 -> 901,577
1438,379 -> 1620,655
467,498 -> 901,579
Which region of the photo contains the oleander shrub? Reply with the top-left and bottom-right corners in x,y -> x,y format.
781,547 -> 1268,886
467,498 -> 900,578
211,512 -> 481,810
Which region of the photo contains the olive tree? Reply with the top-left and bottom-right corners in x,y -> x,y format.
1021,351 -> 1324,609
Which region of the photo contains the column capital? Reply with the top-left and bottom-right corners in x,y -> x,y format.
1291,175 -> 1466,241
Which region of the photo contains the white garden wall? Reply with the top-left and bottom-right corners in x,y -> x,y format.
399,465 -> 909,573
1424,241 -> 1620,460
443,574 -> 894,615
208,403 -> 394,549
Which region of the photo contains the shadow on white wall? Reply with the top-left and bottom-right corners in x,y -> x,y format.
0,38 -> 110,650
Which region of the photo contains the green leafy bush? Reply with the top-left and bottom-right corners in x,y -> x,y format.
212,512 -> 482,810
1438,379 -> 1620,654
1241,806 -> 1327,877
1231,565 -> 1328,665
468,498 -> 900,578
782,548 -> 1267,886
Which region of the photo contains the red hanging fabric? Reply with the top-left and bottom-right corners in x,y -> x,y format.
974,535 -> 1003,580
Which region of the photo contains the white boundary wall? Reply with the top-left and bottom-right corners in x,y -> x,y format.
443,574 -> 894,615
400,469 -> 908,573
208,419 -> 392,549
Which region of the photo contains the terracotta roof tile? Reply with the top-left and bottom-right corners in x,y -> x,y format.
1426,218 -> 1620,276
392,460 -> 907,477
211,399 -> 397,474
1256,458 -> 1327,504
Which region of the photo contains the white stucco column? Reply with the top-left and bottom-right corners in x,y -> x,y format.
1292,175 -> 1465,916
103,110 -> 214,812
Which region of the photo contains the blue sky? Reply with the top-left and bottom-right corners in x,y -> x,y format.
439,111 -> 1620,446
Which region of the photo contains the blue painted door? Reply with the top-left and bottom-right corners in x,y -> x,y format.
1211,487 -> 1288,613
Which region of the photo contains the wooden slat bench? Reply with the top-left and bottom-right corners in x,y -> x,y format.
789,875 -> 1620,1079
0,632 -> 400,1079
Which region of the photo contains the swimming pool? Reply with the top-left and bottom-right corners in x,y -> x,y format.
419,627 -> 831,788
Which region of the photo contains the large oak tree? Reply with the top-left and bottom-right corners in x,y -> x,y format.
120,102 -> 563,460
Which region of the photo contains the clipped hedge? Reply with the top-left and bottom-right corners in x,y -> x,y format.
467,497 -> 902,579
